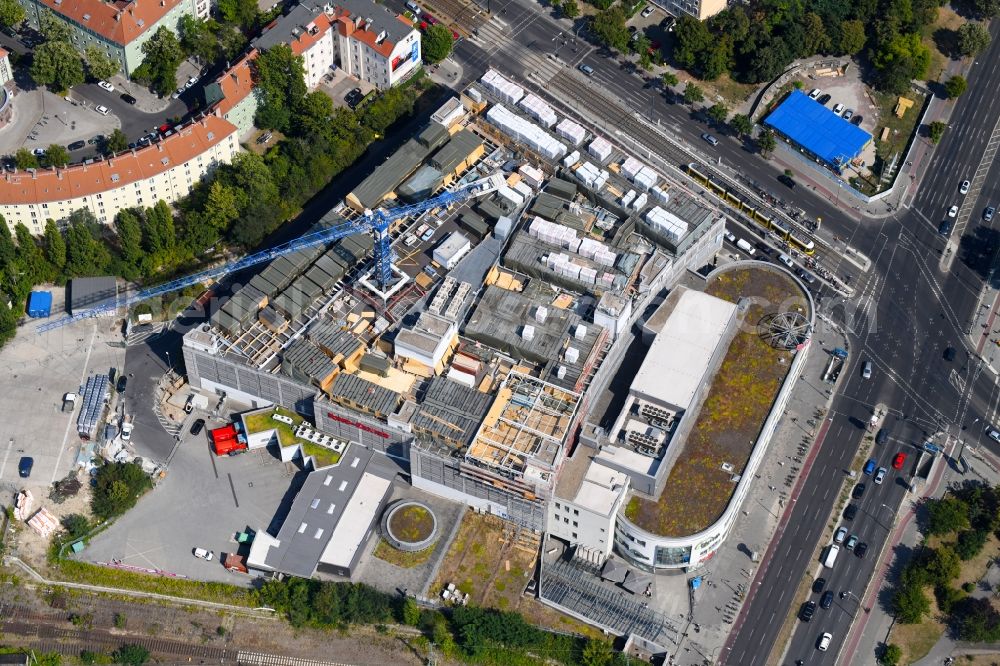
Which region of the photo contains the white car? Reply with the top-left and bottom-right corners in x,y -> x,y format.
95,105 -> 110,115
989,428 -> 1000,442
834,526 -> 847,544
120,421 -> 133,442
724,231 -> 737,243
778,253 -> 794,268
172,88 -> 184,99
874,466 -> 887,485
97,80 -> 114,92
832,103 -> 845,115
818,632 -> 832,652
948,205 -> 959,218
641,4 -> 655,17
193,547 -> 214,561
960,180 -> 970,195
808,88 -> 820,99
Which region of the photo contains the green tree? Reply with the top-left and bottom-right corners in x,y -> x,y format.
0,0 -> 25,28
136,27 -> 184,96
84,44 -> 119,81
673,15 -> 713,71
925,496 -> 969,535
112,644 -> 149,666
39,12 -> 72,42
14,223 -> 48,288
924,545 -> 961,585
0,300 -> 16,347
893,580 -> 931,623
254,44 -> 307,133
144,199 -> 176,255
801,12 -> 831,54
837,19 -> 867,55
707,102 -> 729,124
661,71 -> 679,87
217,0 -> 258,29
43,143 -> 70,168
202,181 -> 240,231
30,40 -> 86,92
14,148 -> 38,170
422,23 -> 454,64
64,212 -> 111,277
881,643 -> 902,665
115,209 -> 143,269
972,0 -> 1000,17
91,462 -> 152,520
401,597 -> 421,626
178,15 -> 218,63
757,129 -> 777,156
929,120 -> 946,143
43,219 -> 66,272
682,82 -> 704,104
957,22 -> 991,56
591,6 -> 630,52
61,513 -> 90,538
731,113 -> 753,137
105,128 -> 129,154
872,32 -> 930,94
581,638 -> 614,666
945,74 -> 968,98
562,0 -> 580,18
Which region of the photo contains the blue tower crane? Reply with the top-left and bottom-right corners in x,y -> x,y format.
38,172 -> 507,333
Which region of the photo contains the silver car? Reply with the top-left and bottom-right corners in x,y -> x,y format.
874,467 -> 887,485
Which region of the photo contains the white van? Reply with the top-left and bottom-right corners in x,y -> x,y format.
405,0 -> 421,14
193,547 -> 214,561
823,544 -> 840,568
736,238 -> 756,256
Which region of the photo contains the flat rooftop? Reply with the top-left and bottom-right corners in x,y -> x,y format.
764,90 -> 873,168
624,268 -> 809,537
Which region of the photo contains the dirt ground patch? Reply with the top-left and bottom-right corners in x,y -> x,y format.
625,268 -> 807,537
373,538 -> 437,568
430,511 -> 600,638
923,6 -> 968,82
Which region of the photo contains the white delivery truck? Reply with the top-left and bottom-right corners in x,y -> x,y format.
736,238 -> 756,256
823,544 -> 840,568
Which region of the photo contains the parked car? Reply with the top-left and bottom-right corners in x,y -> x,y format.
843,504 -> 858,520
989,428 -> 1000,442
948,205 -> 959,218
874,466 -> 887,484
120,93 -> 137,105
876,426 -> 890,445
190,418 -> 206,436
851,115 -> 864,126
88,135 -> 105,145
116,375 -> 127,394
863,458 -> 877,475
834,526 -> 847,544
820,591 -> 834,609
172,88 -> 184,99
808,88 -> 820,99
939,219 -> 954,236
120,421 -> 133,442
193,547 -> 214,560
852,483 -> 866,499
893,452 -> 907,469
817,93 -> 831,104
18,456 -> 33,478
845,534 -> 859,551
832,103 -> 845,115
67,140 -> 86,151
98,80 -> 115,92
641,4 -> 655,16
423,265 -> 438,278
95,105 -> 110,115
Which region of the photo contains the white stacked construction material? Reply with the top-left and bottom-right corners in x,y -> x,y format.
594,169 -> 610,189
622,156 -> 644,181
513,180 -> 534,200
632,192 -> 648,211
620,189 -> 636,208
575,161 -> 600,188
530,216 -> 581,252
577,266 -> 597,284
597,272 -> 615,288
651,186 -> 670,204
563,150 -> 580,168
556,118 -> 586,146
519,164 -> 545,189
486,105 -> 567,160
546,252 -> 582,280
645,206 -> 689,243
565,347 -> 580,363
518,93 -> 558,127
588,136 -> 613,162
481,70 -> 524,105
634,166 -> 658,191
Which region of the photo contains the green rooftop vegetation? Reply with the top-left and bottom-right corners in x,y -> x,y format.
300,442 -> 341,468
625,268 -> 808,537
242,406 -> 307,448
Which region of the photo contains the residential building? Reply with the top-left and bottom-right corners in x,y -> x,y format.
658,0 -> 727,21
0,115 -> 240,235
16,0 -> 203,77
0,48 -> 12,86
253,0 -> 421,91
205,50 -> 260,138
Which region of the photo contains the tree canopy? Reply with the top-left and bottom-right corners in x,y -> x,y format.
422,24 -> 454,64
84,45 -> 120,81
591,6 -> 630,53
254,44 -> 308,134
135,27 -> 184,96
0,0 -> 25,28
31,40 -> 85,92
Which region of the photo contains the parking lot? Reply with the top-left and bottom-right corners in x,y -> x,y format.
83,428 -> 308,584
0,297 -> 126,494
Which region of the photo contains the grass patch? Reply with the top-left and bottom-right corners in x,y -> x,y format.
242,406 -> 309,448
703,73 -> 758,108
891,607 -> 946,665
372,539 -> 436,568
871,89 -> 928,173
300,442 -> 341,468
627,269 -> 807,537
53,559 -> 256,607
388,505 -> 434,543
922,6 -> 967,82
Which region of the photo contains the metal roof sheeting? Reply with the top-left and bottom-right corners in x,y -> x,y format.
764,90 -> 872,168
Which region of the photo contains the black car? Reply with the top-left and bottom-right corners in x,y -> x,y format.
121,93 -> 137,105
851,114 -> 864,126
67,140 -> 86,151
876,426 -> 890,445
817,93 -> 831,104
18,456 -> 33,478
843,503 -> 858,520
939,219 -> 954,236
800,600 -> 817,622
88,135 -> 106,145
778,174 -> 796,188
855,542 -> 868,558
944,347 -> 957,362
820,590 -> 834,609
812,577 -> 826,594
852,482 -> 866,499
190,418 -> 206,436
116,375 -> 127,394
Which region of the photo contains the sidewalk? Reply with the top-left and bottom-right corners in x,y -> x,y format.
967,283 -> 1000,374
841,437 -> 1000,665
670,321 -> 849,666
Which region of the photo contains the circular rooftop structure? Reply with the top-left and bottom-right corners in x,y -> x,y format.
381,500 -> 438,552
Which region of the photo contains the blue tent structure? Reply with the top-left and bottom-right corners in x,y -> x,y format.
764,90 -> 873,170
26,291 -> 52,318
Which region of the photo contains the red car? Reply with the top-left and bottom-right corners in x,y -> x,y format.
892,452 -> 907,469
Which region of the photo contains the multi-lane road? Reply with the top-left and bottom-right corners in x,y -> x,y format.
423,0 -> 1000,663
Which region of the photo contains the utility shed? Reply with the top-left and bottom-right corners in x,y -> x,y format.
282,338 -> 338,391
433,232 -> 472,270
68,277 -> 118,316
328,373 -> 401,418
417,122 -> 451,151
346,139 -> 431,211
307,322 -> 365,370
411,376 -> 493,448
430,129 -> 485,174
27,291 -> 52,318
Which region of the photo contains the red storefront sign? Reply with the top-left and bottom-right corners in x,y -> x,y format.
327,412 -> 389,439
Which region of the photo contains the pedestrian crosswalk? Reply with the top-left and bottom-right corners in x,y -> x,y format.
466,16 -> 576,85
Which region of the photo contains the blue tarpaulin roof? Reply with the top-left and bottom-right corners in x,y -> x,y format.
764,90 -> 873,168
27,291 -> 52,318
